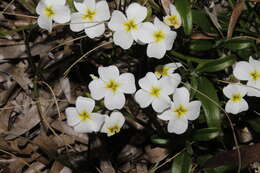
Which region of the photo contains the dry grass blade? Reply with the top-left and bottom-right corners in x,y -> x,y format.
204,7 -> 224,38
0,12 -> 37,18
64,41 -> 113,77
227,1 -> 245,40
0,0 -> 16,14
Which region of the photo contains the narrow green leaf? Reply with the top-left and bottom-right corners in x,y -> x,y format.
222,38 -> 254,51
195,56 -> 236,73
196,77 -> 221,129
192,10 -> 217,33
151,135 -> 170,145
171,152 -> 192,173
189,40 -> 214,51
175,0 -> 192,35
192,127 -> 220,141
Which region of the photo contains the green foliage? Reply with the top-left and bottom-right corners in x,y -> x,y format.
171,151 -> 192,173
175,0 -> 192,35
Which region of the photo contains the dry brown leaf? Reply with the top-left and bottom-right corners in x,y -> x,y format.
144,145 -> 169,163
23,161 -> 45,173
59,78 -> 72,103
136,163 -> 148,173
49,161 -> 65,173
227,1 -> 245,40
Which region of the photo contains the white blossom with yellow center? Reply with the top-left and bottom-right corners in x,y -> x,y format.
223,84 -> 248,114
163,4 -> 182,29
158,87 -> 201,134
36,0 -> 71,32
233,57 -> 260,97
135,72 -> 178,113
65,96 -> 105,133
89,65 -> 136,110
108,3 -> 147,49
137,17 -> 177,59
101,111 -> 125,136
70,0 -> 110,38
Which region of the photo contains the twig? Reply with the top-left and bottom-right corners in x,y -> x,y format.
1,12 -> 37,19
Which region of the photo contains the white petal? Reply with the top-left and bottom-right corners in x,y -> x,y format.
137,22 -> 155,43
147,42 -> 166,59
110,111 -> 125,127
246,80 -> 260,97
158,109 -> 175,121
76,96 -> 95,113
70,12 -> 86,32
118,73 -> 136,94
126,3 -> 147,23
36,0 -> 46,15
85,23 -> 105,38
186,101 -> 201,120
98,65 -> 120,81
225,99 -> 248,114
46,0 -> 66,6
249,57 -> 260,70
154,17 -> 170,33
91,113 -> 105,131
233,61 -> 253,81
223,83 -> 247,98
88,79 -> 106,100
83,0 -> 95,10
164,31 -> 177,50
95,0 -> 110,21
134,89 -> 153,108
173,87 -> 190,105
65,107 -> 80,126
138,72 -> 158,91
158,76 -> 176,95
104,92 -> 125,110
37,15 -> 52,32
151,96 -> 171,113
167,119 -> 188,134
169,4 -> 178,15
113,30 -> 133,49
74,120 -> 97,133
108,10 -> 126,31
53,5 -> 71,23
168,74 -> 181,89
74,1 -> 87,13
165,63 -> 183,73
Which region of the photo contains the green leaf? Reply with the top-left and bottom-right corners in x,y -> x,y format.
192,10 -> 217,33
196,77 -> 221,129
248,117 -> 260,133
171,152 -> 192,173
192,127 -> 220,141
195,56 -> 236,73
189,40 -> 214,51
175,0 -> 192,35
221,38 -> 254,51
151,135 -> 170,145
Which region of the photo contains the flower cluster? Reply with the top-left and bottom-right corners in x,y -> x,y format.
223,57 -> 260,114
36,0 -> 181,59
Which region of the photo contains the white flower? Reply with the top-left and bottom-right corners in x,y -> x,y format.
134,72 -> 177,113
65,96 -> 105,133
36,0 -> 71,32
101,111 -> 125,136
158,87 -> 201,134
163,4 -> 182,29
108,3 -> 147,49
70,0 -> 110,38
223,83 -> 248,114
138,17 -> 177,59
233,57 -> 260,97
88,65 -> 136,110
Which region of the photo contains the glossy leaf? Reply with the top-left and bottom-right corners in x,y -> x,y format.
151,135 -> 170,145
196,77 -> 221,129
222,39 -> 254,51
189,40 -> 214,51
175,0 -> 192,35
171,151 -> 192,173
192,127 -> 220,141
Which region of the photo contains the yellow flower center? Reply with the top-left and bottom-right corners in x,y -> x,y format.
82,9 -> 96,21
153,30 -> 165,43
106,80 -> 120,93
150,87 -> 161,98
44,5 -> 55,18
155,65 -> 170,77
107,124 -> 120,135
231,93 -> 242,102
78,111 -> 91,121
173,105 -> 188,118
123,19 -> 138,32
164,15 -> 180,27
250,70 -> 260,81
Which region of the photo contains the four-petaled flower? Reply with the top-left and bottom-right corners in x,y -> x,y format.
223,83 -> 248,114
70,0 -> 110,38
108,3 -> 147,49
101,111 -> 125,136
138,17 -> 177,59
233,57 -> 260,97
135,72 -> 177,113
36,0 -> 71,32
65,96 -> 105,133
163,4 -> 182,29
89,65 -> 136,110
158,87 -> 201,134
